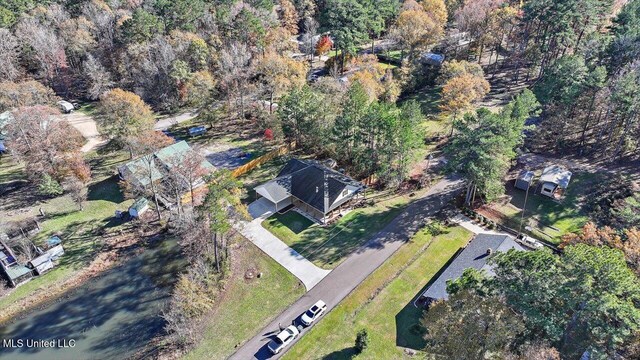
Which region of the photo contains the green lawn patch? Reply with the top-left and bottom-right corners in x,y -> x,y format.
261,192 -> 412,269
401,85 -> 443,118
0,150 -> 133,311
264,211 -> 314,235
488,172 -> 596,243
183,238 -> 305,360
283,225 -> 473,360
0,156 -> 26,184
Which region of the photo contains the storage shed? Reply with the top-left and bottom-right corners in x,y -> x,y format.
515,170 -> 535,191
539,165 -> 572,198
29,254 -> 54,275
129,198 -> 149,218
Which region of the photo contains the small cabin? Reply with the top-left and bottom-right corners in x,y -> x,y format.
129,197 -> 149,218
539,165 -> 572,199
515,170 -> 535,191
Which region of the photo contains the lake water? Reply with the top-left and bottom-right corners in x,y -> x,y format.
0,239 -> 182,360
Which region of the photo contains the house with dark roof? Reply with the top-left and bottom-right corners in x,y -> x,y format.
418,233 -> 525,305
254,159 -> 365,224
118,140 -> 214,191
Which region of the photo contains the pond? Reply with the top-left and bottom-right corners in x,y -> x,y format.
0,239 -> 183,360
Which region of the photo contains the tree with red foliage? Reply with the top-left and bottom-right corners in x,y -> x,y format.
5,105 -> 90,183
315,35 -> 333,56
264,128 -> 274,140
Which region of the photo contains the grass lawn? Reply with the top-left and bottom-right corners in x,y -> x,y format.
485,172 -> 596,244
261,191 -> 414,269
183,238 -> 305,360
264,210 -> 314,235
283,225 -> 473,360
401,85 -> 442,117
0,156 -> 26,184
0,150 -> 133,312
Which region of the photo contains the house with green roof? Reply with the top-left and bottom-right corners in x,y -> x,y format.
117,140 -> 214,196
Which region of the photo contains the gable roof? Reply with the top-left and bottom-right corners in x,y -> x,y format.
256,159 -> 364,214
422,233 -> 525,301
540,165 -> 572,189
118,140 -> 213,188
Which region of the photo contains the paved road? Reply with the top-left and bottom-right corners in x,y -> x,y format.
229,175 -> 464,360
154,110 -> 199,131
235,198 -> 331,290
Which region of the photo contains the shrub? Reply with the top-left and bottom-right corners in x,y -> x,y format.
355,329 -> 369,354
38,174 -> 64,197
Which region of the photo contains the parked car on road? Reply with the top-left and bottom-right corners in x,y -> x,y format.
268,325 -> 299,354
300,300 -> 327,326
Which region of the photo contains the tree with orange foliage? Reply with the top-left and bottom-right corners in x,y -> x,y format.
440,72 -> 490,135
315,35 -> 333,56
255,51 -> 308,114
96,88 -> 156,158
562,222 -> 640,274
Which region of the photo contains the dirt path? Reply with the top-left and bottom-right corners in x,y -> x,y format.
62,112 -> 107,153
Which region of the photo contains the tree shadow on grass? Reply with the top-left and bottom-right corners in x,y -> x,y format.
87,176 -> 123,203
321,346 -> 358,360
395,246 -> 464,351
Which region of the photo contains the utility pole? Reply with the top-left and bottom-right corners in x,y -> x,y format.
519,180 -> 531,236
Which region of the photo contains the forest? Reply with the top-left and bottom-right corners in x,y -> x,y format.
0,0 -> 639,359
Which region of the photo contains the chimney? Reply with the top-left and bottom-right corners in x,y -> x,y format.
486,248 -> 493,255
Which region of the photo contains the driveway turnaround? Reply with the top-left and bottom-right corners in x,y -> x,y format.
63,112 -> 106,152
235,198 -> 331,291
229,175 -> 465,360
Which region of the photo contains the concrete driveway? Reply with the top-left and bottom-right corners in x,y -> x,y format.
234,198 -> 331,291
63,112 -> 106,152
229,175 -> 465,360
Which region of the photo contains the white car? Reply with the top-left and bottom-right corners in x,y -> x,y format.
517,235 -> 544,250
300,300 -> 327,326
268,325 -> 299,354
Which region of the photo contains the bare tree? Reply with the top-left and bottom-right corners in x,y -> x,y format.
128,131 -> 174,220
63,176 -> 88,210
5,106 -> 89,182
219,42 -> 253,119
0,29 -> 21,81
84,54 -> 114,100
15,17 -> 68,86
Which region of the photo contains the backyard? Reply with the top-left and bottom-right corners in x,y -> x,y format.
183,236 -> 305,360
478,171 -> 597,244
283,225 -> 473,359
0,148 -> 136,320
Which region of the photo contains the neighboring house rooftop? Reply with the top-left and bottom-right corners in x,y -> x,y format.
118,140 -> 214,188
255,158 -> 364,215
540,165 -> 572,189
421,233 -> 525,301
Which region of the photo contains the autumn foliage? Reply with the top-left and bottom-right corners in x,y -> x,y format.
315,35 -> 333,56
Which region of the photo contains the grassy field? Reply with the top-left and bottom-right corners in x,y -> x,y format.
484,172 -> 596,244
283,225 -> 473,360
261,190 -> 416,269
183,238 -> 305,360
0,149 -> 133,310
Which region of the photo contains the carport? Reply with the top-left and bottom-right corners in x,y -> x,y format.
254,180 -> 292,212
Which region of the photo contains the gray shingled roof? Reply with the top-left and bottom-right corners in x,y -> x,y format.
256,159 -> 364,214
422,234 -> 525,301
540,165 -> 572,189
